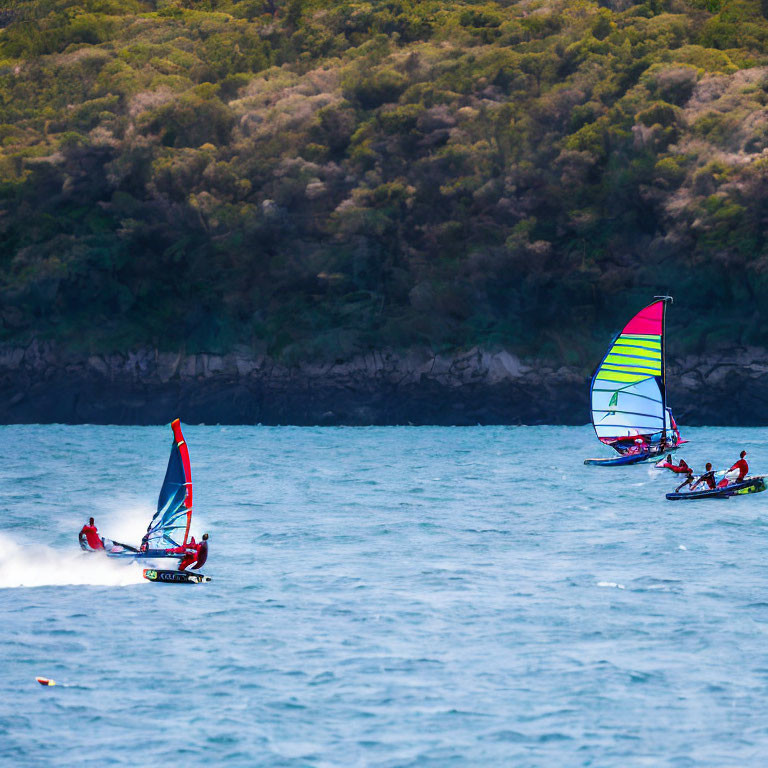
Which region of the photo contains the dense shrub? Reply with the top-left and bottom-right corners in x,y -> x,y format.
3,0 -> 768,360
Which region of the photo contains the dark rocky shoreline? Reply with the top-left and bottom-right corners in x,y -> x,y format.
1,341 -> 766,425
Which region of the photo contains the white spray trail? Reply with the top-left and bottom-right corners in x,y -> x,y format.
0,534 -> 145,589
95,501 -> 156,545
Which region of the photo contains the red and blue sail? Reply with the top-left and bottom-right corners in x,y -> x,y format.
590,299 -> 682,452
141,419 -> 193,550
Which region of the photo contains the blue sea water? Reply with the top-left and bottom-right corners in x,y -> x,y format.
2,425 -> 768,767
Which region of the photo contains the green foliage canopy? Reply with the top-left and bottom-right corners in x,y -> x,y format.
3,0 -> 768,360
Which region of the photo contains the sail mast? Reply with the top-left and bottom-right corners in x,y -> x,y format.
171,418 -> 193,546
656,294 -> 672,421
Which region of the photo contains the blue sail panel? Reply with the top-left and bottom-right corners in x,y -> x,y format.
142,420 -> 192,551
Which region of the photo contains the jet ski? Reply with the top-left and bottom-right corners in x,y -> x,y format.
666,476 -> 766,500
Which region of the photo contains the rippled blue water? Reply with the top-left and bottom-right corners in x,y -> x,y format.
2,425 -> 768,767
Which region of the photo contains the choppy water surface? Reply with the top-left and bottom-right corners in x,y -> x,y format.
2,425 -> 768,767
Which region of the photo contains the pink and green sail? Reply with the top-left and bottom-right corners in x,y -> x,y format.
590,299 -> 681,451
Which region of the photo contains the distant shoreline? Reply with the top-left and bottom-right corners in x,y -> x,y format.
1,341 -> 766,426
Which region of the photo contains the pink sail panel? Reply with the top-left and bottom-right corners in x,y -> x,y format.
621,300 -> 664,336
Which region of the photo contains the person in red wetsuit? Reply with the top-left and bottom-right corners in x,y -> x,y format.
677,463 -> 715,493
79,517 -> 105,550
194,533 -> 208,568
167,537 -> 196,569
661,455 -> 691,475
718,451 -> 749,488
730,451 -> 749,482
690,463 -> 716,491
168,533 -> 209,570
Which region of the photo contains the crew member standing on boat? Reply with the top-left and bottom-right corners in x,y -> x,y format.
79,517 -> 105,550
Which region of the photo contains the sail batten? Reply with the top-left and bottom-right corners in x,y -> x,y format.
589,299 -> 681,452
593,410 -> 668,419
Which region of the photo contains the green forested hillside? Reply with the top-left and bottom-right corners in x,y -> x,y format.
2,0 -> 768,363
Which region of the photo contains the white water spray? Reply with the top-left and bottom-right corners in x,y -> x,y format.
0,534 -> 145,588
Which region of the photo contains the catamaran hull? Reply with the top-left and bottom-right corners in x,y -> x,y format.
584,451 -> 677,467
666,476 -> 766,500
143,568 -> 211,584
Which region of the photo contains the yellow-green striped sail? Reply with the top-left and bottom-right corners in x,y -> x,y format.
590,299 -> 679,450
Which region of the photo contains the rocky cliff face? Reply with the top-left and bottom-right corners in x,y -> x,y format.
0,341 -> 765,425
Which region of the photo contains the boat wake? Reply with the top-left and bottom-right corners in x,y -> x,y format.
0,534 -> 145,589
